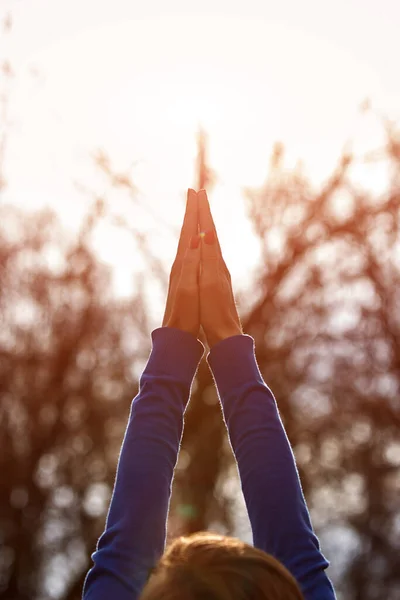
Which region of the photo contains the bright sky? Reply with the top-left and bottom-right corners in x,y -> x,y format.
2,0 -> 399,323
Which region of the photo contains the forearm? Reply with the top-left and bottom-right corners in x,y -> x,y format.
83,380 -> 184,598
83,327 -> 204,600
207,334 -> 336,600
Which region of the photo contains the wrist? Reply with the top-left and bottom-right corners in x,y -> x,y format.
163,324 -> 200,339
208,328 -> 243,348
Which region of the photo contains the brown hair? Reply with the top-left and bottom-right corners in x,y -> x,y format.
140,532 -> 304,600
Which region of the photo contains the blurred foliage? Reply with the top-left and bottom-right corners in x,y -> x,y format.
175,123 -> 400,600
1,8 -> 400,600
0,197 -> 159,599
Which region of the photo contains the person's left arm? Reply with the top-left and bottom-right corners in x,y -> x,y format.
83,326 -> 204,600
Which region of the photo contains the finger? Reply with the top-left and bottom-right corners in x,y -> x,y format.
179,235 -> 201,291
197,189 -> 228,265
200,229 -> 219,264
197,192 -> 235,303
197,188 -> 216,238
197,189 -> 220,257
197,190 -> 232,287
176,188 -> 198,258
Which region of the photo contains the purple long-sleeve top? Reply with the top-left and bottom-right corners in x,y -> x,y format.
83,327 -> 336,600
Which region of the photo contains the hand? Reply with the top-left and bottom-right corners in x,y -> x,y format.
197,189 -> 243,348
162,188 -> 201,338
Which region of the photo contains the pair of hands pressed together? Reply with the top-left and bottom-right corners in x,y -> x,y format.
162,188 -> 243,348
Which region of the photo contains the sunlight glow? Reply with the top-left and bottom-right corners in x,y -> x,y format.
3,5 -> 399,306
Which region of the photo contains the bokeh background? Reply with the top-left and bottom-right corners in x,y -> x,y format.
1,2 -> 399,599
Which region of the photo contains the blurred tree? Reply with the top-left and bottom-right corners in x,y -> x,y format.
1,9 -> 400,600
0,196 -> 161,599
1,117 -> 399,600
0,15 -> 169,597
241,126 -> 400,600
173,115 -> 400,600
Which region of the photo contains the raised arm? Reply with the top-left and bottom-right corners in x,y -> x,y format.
207,335 -> 335,600
83,328 -> 204,600
197,188 -> 336,600
83,189 -> 204,599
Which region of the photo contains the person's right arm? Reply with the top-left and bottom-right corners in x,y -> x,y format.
206,334 -> 336,600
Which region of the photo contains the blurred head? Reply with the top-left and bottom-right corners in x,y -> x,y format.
140,532 -> 304,600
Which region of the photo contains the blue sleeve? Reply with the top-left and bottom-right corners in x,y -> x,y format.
207,334 -> 336,600
82,327 -> 205,600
